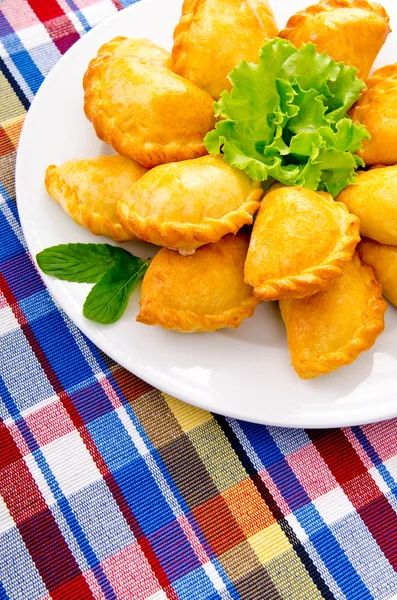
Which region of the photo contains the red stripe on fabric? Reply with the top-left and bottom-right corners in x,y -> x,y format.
102,472 -> 178,600
0,422 -> 94,598
54,32 -> 81,55
0,126 -> 15,158
0,272 -> 177,600
26,2 -> 80,56
308,429 -> 366,484
51,575 -> 99,600
308,429 -> 397,571
0,420 -> 21,469
26,0 -> 64,21
44,15 -> 80,55
110,0 -> 123,9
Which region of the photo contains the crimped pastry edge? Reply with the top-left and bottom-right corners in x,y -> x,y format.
280,254 -> 387,379
117,186 -> 263,251
137,293 -> 261,332
366,62 -> 397,86
45,164 -> 134,243
96,36 -> 172,68
350,64 -> 397,118
279,0 -> 390,39
172,0 -> 202,78
83,54 -> 212,168
246,194 -> 361,301
172,0 -> 277,98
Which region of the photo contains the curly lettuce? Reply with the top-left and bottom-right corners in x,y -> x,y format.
204,39 -> 370,197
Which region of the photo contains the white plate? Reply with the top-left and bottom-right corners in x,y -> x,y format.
16,0 -> 397,428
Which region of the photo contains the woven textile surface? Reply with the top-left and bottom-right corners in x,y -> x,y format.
2,1 -> 397,598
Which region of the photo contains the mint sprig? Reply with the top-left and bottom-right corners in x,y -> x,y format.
83,254 -> 149,324
37,243 -> 149,324
36,243 -> 126,283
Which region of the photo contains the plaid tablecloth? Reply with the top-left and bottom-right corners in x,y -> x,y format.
2,1 -> 397,599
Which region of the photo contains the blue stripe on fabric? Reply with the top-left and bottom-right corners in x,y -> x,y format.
0,17 -> 44,95
0,375 -> 117,600
0,202 -> 25,263
118,0 -> 143,6
113,456 -> 175,536
267,426 -> 311,456
0,56 -> 30,110
173,566 -> 222,600
87,396 -> 230,594
18,290 -> 58,323
2,253 -> 44,300
29,311 -> 94,388
0,328 -> 55,415
84,337 -> 114,374
118,397 -> 236,593
0,54 -> 34,103
71,380 -> 115,424
211,557 -> 240,600
352,427 -> 397,501
123,399 -> 194,512
0,12 -> 13,37
0,578 -> 9,600
94,375 -> 193,514
329,511 -> 397,599
148,519 -> 201,583
62,0 -> 91,31
0,528 -> 48,600
237,421 -> 373,600
87,411 -> 140,471
28,43 -> 62,78
68,478 -> 136,561
1,188 -> 19,218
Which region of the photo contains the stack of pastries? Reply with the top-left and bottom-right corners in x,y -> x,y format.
45,0 -> 397,380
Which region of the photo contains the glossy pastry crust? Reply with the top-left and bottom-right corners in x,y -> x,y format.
358,238 -> 397,307
350,64 -> 397,165
137,234 -> 261,332
279,0 -> 390,80
244,185 -> 360,301
83,53 -> 216,168
117,155 -> 264,252
172,0 -> 278,99
96,36 -> 172,68
45,156 -> 147,242
336,165 -> 397,245
280,253 -> 387,379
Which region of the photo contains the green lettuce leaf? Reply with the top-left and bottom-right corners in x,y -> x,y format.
204,38 -> 369,197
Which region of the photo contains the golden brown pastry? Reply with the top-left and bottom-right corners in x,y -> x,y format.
83,53 -> 215,168
45,156 -> 147,242
358,239 -> 397,307
96,37 -> 171,68
279,0 -> 390,80
336,165 -> 397,245
350,64 -> 397,165
117,155 -> 263,252
137,233 -> 261,332
244,185 -> 360,301
172,0 -> 278,99
280,253 -> 387,379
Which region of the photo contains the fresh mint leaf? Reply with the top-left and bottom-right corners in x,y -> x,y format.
37,243 -> 150,325
83,254 -> 149,324
36,243 -> 130,283
204,38 -> 369,196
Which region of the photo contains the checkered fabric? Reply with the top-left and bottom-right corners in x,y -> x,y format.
2,1 -> 397,599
